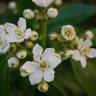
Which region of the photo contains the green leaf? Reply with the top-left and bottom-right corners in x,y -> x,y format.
48,4 -> 96,32
71,59 -> 96,96
48,61 -> 83,96
0,55 -> 10,96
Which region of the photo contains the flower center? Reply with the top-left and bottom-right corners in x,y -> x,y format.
40,60 -> 48,69
14,28 -> 24,39
82,47 -> 90,56
64,30 -> 73,39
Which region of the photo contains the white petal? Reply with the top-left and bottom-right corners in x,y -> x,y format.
88,48 -> 96,58
72,50 -> 81,61
2,42 -> 10,53
32,0 -> 54,7
4,23 -> 17,33
29,69 -> 42,85
78,39 -> 83,49
83,39 -> 92,47
20,61 -> 39,77
18,17 -> 26,32
24,28 -> 32,39
44,68 -> 55,82
42,48 -> 55,59
7,33 -> 17,42
32,44 -> 43,62
33,54 -> 41,63
80,56 -> 87,68
47,54 -> 61,69
0,25 -> 4,30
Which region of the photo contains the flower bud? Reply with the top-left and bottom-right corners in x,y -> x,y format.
31,31 -> 38,41
8,1 -> 16,10
38,81 -> 49,92
59,50 -> 73,60
66,50 -> 74,57
23,9 -> 35,19
54,0 -> 63,6
85,30 -> 93,39
16,50 -> 27,59
72,36 -> 80,45
49,32 -> 59,40
47,8 -> 58,18
25,40 -> 34,48
8,57 -> 19,68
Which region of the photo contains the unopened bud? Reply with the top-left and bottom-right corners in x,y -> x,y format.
25,40 -> 34,48
38,81 -> 49,92
47,8 -> 58,18
16,50 -> 27,59
54,0 -> 63,6
31,31 -> 38,41
85,30 -> 93,39
23,9 -> 35,19
72,36 -> 80,45
49,32 -> 59,40
8,57 -> 19,68
8,1 -> 16,10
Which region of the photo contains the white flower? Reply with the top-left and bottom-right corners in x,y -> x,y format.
20,44 -> 61,85
72,39 -> 96,68
16,50 -> 27,59
47,8 -> 58,18
85,30 -> 93,39
32,0 -> 54,7
0,25 -> 10,54
61,25 -> 76,40
8,57 -> 19,68
23,9 -> 35,19
4,17 -> 32,43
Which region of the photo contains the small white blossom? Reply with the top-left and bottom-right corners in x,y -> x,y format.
0,25 -> 10,54
8,57 -> 19,68
4,17 -> 32,43
61,25 -> 76,41
32,0 -> 54,7
23,9 -> 35,19
85,30 -> 93,39
16,50 -> 27,59
20,44 -> 61,85
72,39 -> 96,68
47,8 -> 58,18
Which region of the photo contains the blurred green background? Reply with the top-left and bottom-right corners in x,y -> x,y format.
0,0 -> 96,96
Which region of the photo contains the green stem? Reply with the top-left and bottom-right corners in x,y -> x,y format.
40,20 -> 48,48
39,7 -> 48,48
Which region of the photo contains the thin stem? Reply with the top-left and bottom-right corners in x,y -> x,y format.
40,20 -> 48,48
40,8 -> 48,48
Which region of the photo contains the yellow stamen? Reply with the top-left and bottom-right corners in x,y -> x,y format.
14,28 -> 24,39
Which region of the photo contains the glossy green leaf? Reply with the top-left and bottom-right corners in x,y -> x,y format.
48,4 -> 96,32
0,55 -> 10,96
71,59 -> 96,96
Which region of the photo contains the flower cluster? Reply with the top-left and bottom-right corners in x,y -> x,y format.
50,25 -> 96,68
0,0 -> 96,93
